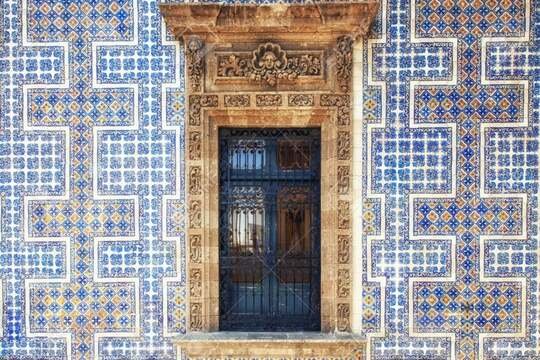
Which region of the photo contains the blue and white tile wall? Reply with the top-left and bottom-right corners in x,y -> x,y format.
0,0 -> 538,358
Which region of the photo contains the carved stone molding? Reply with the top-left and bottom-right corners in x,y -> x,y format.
336,36 -> 354,92
337,303 -> 351,332
190,303 -> 203,331
188,132 -> 201,160
189,235 -> 202,263
189,269 -> 202,297
186,37 -> 204,92
289,94 -> 314,107
188,200 -> 201,229
161,3 -> 380,39
338,200 -> 351,230
176,333 -> 365,359
320,94 -> 350,125
224,94 -> 250,107
337,235 -> 351,264
337,269 -> 351,298
189,95 -> 218,126
188,166 -> 202,195
256,94 -> 282,107
337,131 -> 351,160
337,166 -> 350,194
217,43 -> 322,86
160,1 -> 379,353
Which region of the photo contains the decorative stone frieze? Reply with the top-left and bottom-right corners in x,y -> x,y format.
217,43 -> 323,86
224,94 -> 250,107
256,94 -> 282,107
288,94 -> 314,107
176,333 -> 365,359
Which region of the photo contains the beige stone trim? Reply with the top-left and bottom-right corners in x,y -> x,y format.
178,336 -> 365,359
160,2 -> 379,355
160,2 -> 379,39
185,93 -> 353,333
205,109 -> 337,331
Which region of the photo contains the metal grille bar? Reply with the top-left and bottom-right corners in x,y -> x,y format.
219,128 -> 321,331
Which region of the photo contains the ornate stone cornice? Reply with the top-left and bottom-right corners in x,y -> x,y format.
160,2 -> 379,39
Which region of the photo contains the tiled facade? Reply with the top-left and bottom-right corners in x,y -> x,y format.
0,0 -> 538,359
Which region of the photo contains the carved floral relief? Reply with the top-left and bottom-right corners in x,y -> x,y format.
217,43 -> 322,86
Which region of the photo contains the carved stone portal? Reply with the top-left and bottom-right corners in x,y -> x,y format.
160,2 -> 379,358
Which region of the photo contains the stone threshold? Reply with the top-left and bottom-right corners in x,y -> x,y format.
175,332 -> 367,359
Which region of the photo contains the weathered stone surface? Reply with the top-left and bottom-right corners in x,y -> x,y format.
161,2 -> 378,356
160,2 -> 379,39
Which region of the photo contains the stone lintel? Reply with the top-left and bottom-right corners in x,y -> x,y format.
160,2 -> 379,40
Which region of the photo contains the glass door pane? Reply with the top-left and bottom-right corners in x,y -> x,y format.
219,128 -> 320,331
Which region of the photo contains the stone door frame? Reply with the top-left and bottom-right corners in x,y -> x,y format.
160,2 -> 379,357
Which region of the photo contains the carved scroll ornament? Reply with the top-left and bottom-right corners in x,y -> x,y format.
337,303 -> 351,332
186,37 -> 204,92
336,36 -> 353,92
217,43 -> 322,86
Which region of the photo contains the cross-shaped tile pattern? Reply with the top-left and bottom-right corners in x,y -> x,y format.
480,4 -> 540,357
21,0 -> 144,358
366,0 -> 456,358
365,0 -> 531,359
1,0 -> 539,358
0,0 -> 69,357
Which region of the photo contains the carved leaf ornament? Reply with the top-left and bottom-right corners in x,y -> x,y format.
218,42 -> 321,86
